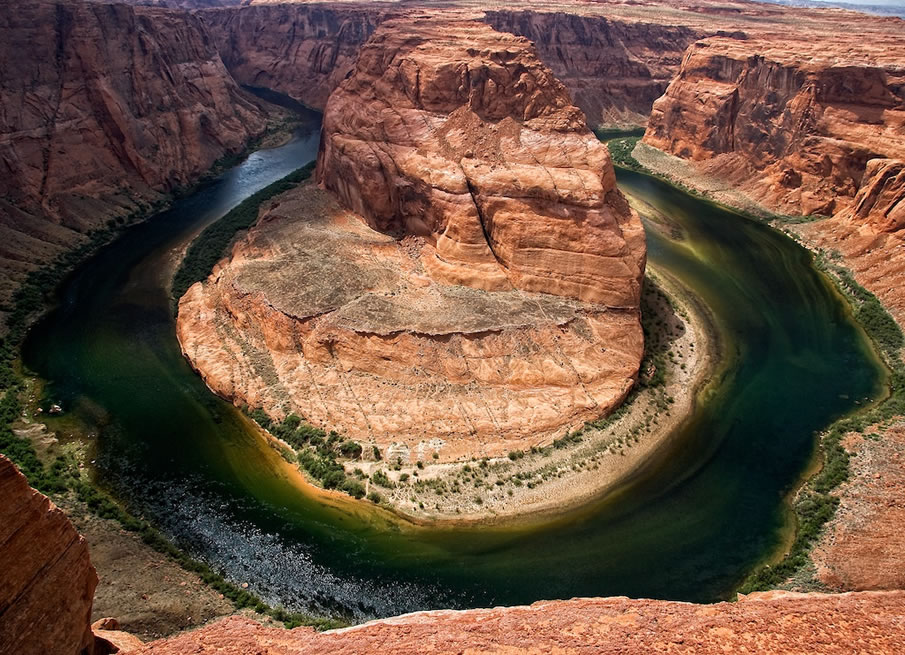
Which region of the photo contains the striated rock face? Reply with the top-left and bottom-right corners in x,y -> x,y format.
644,35 -> 905,218
198,4 -> 385,110
0,0 -> 268,309
130,591 -> 905,654
483,11 -> 700,128
178,17 -> 645,458
0,455 -> 97,655
836,158 -> 905,234
317,16 -> 646,307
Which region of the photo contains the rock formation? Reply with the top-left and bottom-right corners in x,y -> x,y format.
177,17 -> 646,459
0,455 -> 97,655
198,3 -> 385,110
482,11 -> 700,128
644,35 -> 905,218
129,591 -> 905,654
0,0 -> 268,310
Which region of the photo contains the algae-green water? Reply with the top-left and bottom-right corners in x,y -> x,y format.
22,130 -> 885,619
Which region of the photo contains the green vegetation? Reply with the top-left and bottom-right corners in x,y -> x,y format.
171,162 -> 315,303
739,252 -> 905,593
247,410 -> 372,498
606,136 -> 644,170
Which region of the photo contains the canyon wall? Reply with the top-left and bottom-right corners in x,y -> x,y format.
644,35 -> 905,218
0,1 -> 268,312
0,455 -> 97,655
177,16 -> 645,459
198,4 -> 386,110
131,591 -> 905,654
483,10 -> 700,128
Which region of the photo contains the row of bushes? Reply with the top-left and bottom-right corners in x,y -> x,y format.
171,163 -> 315,302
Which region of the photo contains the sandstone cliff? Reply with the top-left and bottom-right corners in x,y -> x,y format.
129,591 -> 905,654
644,35 -> 905,218
0,455 -> 97,655
198,3 -> 385,110
0,1 -> 268,310
177,17 -> 645,460
483,10 -> 700,128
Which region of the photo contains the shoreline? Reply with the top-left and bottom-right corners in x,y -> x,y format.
623,138 -> 901,593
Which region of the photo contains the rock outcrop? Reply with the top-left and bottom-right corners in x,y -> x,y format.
198,4 -> 385,110
483,11 -> 700,128
0,0 -> 268,309
130,591 -> 905,654
177,17 -> 645,460
0,455 -> 97,655
644,35 -> 905,218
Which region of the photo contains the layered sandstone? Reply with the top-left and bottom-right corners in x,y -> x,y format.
0,0 -> 268,309
199,4 -> 385,110
644,35 -> 905,218
483,11 -> 700,128
130,591 -> 905,654
0,455 -> 97,655
178,17 -> 645,460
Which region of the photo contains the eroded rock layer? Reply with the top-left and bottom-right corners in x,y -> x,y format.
178,183 -> 643,459
0,0 -> 268,308
0,456 -> 97,655
483,10 -> 700,128
198,4 -> 386,110
644,35 -> 905,218
131,591 -> 905,655
317,17 -> 646,307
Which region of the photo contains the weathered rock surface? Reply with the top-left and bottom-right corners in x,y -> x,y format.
130,591 -> 905,654
178,17 -> 645,458
644,35 -> 905,218
0,0 -> 268,309
483,11 -> 700,128
811,423 -> 905,591
199,3 -> 385,110
317,16 -> 646,306
0,455 -> 97,655
178,183 -> 643,459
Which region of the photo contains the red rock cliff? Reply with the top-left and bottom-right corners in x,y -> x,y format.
198,3 -> 386,110
0,0 -> 268,310
483,10 -> 700,128
0,455 -> 97,655
644,35 -> 905,218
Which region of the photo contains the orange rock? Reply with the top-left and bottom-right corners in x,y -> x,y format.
0,455 -> 97,655
644,35 -> 905,219
127,591 -> 905,654
177,16 -> 646,459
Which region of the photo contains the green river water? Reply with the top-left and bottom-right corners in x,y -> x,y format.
22,124 -> 886,619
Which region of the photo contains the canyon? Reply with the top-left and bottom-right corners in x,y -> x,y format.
3,1 -> 905,654
177,16 -> 646,461
0,0 -> 270,316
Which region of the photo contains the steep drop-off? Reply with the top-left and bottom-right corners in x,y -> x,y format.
0,1 -> 268,310
177,17 -> 645,461
198,3 -> 385,110
482,10 -> 700,128
0,456 -> 97,655
644,35 -> 905,218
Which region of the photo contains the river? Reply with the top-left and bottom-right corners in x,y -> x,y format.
22,123 -> 886,620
